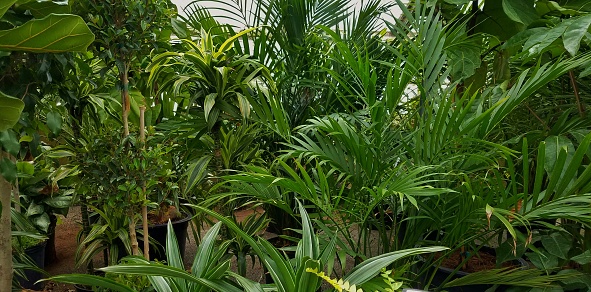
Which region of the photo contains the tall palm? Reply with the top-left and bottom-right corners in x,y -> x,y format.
183,0 -> 391,128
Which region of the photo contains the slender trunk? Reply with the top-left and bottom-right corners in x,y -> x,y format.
72,112 -> 94,273
0,150 -> 13,291
569,70 -> 586,118
139,106 -> 149,260
129,212 -> 139,256
121,68 -> 131,137
12,155 -> 19,212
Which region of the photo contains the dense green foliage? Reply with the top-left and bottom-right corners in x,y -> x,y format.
2,0 -> 591,291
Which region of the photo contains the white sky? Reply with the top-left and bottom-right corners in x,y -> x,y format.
171,0 -> 402,29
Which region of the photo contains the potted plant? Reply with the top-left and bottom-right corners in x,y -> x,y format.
77,126 -> 190,263
11,206 -> 49,291
17,156 -> 76,266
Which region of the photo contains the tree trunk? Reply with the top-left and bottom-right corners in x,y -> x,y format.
139,106 -> 149,260
121,68 -> 131,137
0,150 -> 13,291
129,213 -> 139,256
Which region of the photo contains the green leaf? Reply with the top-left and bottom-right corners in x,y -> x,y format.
502,0 -> 539,26
0,157 -> 17,182
563,14 -> 591,56
541,232 -> 571,259
203,93 -> 217,122
46,149 -> 75,158
544,136 -> 574,174
43,196 -> 71,209
0,1 -> 18,19
0,91 -> 24,131
0,129 -> 20,156
344,246 -> 448,285
524,26 -> 567,56
17,0 -> 71,18
16,161 -> 34,176
571,250 -> 591,265
448,46 -> 481,80
0,14 -> 94,53
46,111 -> 62,135
536,1 -> 581,16
26,201 -> 44,217
527,251 -> 559,270
184,155 -> 212,194
215,26 -> 257,57
100,264 -> 243,292
31,212 -> 51,232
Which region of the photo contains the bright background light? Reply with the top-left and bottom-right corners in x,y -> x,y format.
170,0 -> 403,29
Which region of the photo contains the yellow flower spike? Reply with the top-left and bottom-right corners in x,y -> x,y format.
305,268 -> 364,292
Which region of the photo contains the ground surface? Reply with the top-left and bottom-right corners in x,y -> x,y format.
35,206 -> 266,292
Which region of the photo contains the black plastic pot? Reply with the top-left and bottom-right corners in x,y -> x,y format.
45,214 -> 58,266
428,248 -> 528,292
18,240 -> 47,290
116,213 -> 192,261
142,213 -> 192,261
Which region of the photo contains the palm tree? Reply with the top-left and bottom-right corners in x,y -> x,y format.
183,0 -> 392,128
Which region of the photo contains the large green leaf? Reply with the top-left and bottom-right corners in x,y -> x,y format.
541,232 -> 572,259
0,1 -> 18,19
0,14 -> 94,53
448,46 -> 481,80
46,111 -> 62,135
0,92 -> 24,131
502,0 -> 539,26
344,246 -> 448,285
100,264 -> 243,292
16,0 -> 71,18
527,251 -> 559,270
477,0 -> 524,41
0,157 -> 17,182
544,136 -> 574,175
0,130 -> 19,156
563,14 -> 591,56
42,196 -> 71,209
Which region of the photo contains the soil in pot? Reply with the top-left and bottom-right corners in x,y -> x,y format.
428,247 -> 527,292
17,240 -> 47,291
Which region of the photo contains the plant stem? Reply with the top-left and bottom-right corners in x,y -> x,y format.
569,70 -> 586,118
121,67 -> 130,137
140,106 -> 149,260
0,150 -> 13,291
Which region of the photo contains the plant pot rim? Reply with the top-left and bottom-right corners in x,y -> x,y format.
146,212 -> 192,228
